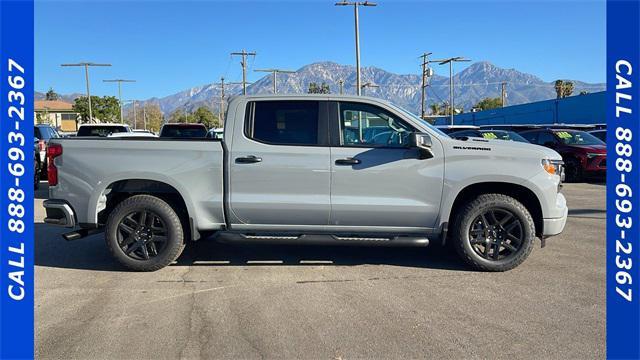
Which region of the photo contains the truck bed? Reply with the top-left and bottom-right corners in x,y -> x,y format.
49,138 -> 225,231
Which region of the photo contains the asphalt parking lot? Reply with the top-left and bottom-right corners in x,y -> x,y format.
34,182 -> 605,359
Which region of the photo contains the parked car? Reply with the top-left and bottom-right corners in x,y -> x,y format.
33,138 -> 41,190
588,129 -> 607,143
34,124 -> 60,178
159,123 -> 208,138
520,128 -> 606,181
44,95 -> 567,272
435,125 -> 479,134
206,128 -> 224,139
77,123 -> 131,137
108,132 -> 157,138
449,129 -> 530,143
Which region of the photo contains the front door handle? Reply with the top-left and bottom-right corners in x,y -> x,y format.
235,155 -> 262,164
335,157 -> 361,165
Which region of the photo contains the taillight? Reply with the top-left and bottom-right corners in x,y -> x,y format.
47,143 -> 63,186
38,140 -> 46,151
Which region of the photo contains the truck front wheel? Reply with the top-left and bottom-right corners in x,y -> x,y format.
452,194 -> 535,271
105,194 -> 186,271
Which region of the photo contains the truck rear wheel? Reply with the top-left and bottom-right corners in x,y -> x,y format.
452,194 -> 535,272
105,195 -> 186,271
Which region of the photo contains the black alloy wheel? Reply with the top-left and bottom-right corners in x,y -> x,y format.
117,210 -> 168,260
468,208 -> 524,261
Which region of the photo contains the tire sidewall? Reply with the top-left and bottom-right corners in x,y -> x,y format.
105,195 -> 184,271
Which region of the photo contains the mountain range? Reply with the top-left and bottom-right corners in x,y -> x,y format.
37,61 -> 605,116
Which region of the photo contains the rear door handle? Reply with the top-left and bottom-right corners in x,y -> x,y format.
335,158 -> 361,165
235,155 -> 262,164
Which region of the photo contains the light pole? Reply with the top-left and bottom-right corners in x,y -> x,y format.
125,100 -> 138,129
61,62 -> 111,122
438,57 -> 471,125
103,79 -> 136,123
335,1 -> 377,96
255,68 -> 295,94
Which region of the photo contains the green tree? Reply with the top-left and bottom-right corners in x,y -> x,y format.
169,108 -> 189,123
45,87 -> 59,101
473,97 -> 502,111
73,96 -> 120,123
126,103 -> 164,132
554,80 -> 575,99
308,82 -> 330,94
191,106 -> 220,128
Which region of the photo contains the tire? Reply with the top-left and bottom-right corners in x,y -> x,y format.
564,157 -> 583,182
452,194 -> 535,272
105,194 -> 186,271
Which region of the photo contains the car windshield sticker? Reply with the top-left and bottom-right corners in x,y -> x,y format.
556,131 -> 572,139
482,132 -> 498,139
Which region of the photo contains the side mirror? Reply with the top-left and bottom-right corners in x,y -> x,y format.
410,132 -> 434,159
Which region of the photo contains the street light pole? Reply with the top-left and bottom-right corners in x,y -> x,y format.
335,1 -> 376,96
438,57 -> 471,125
103,79 -> 136,123
61,62 -> 111,122
255,68 -> 295,94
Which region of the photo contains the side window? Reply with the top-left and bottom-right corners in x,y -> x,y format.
521,131 -> 539,144
248,101 -> 319,146
538,131 -> 557,146
338,102 -> 413,148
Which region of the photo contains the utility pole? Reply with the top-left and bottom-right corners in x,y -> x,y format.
418,53 -> 445,119
335,1 -> 377,96
61,62 -> 111,122
218,77 -> 225,124
126,100 -> 137,129
255,68 -> 295,94
361,82 -> 379,96
231,50 -> 256,95
438,57 -> 471,125
501,81 -> 507,107
339,79 -> 344,94
143,104 -> 147,130
103,79 -> 136,123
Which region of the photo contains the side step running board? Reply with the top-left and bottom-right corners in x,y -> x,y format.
216,233 -> 430,247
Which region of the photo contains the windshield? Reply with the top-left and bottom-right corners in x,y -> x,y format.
160,125 -> 208,138
554,130 -> 604,146
479,130 -> 529,143
77,125 -> 129,137
388,103 -> 450,138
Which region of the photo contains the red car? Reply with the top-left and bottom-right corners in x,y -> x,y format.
520,128 -> 606,182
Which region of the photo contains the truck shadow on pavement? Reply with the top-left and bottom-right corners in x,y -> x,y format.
35,223 -> 468,272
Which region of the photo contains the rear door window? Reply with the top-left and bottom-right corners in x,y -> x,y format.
247,101 -> 320,146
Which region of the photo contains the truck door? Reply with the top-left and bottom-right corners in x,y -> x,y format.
228,100 -> 331,228
328,101 -> 444,231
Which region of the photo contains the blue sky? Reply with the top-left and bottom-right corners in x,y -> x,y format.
35,0 -> 605,100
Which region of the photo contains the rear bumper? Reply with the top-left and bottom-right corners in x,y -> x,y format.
43,199 -> 76,228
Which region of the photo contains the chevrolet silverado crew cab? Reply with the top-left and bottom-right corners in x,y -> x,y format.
44,95 -> 568,272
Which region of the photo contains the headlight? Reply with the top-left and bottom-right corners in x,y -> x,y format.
541,158 -> 564,178
587,153 -> 604,158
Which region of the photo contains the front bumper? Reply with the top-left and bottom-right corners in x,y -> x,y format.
542,193 -> 568,237
43,199 -> 76,228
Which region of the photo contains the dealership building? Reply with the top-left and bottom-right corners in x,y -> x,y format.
434,91 -> 605,126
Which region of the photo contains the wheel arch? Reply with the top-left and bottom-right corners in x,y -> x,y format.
94,178 -> 199,240
443,182 -> 544,242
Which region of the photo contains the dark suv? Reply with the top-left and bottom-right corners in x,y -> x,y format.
520,128 -> 606,182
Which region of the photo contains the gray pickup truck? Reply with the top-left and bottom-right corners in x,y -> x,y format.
44,95 -> 568,272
